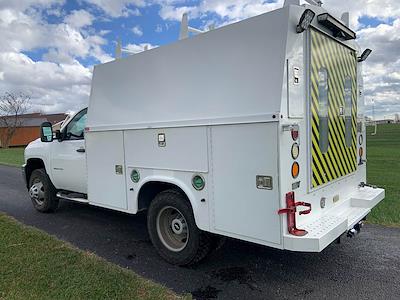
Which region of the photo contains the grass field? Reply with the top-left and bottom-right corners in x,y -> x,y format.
0,213 -> 184,300
0,147 -> 25,167
366,124 -> 400,226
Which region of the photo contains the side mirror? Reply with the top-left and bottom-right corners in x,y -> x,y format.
40,122 -> 53,142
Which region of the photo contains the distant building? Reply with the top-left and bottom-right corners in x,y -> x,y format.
374,119 -> 395,125
395,114 -> 400,123
0,113 -> 67,147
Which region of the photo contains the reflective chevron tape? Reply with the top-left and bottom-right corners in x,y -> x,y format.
310,29 -> 357,188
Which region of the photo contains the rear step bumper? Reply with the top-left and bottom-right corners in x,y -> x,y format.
283,186 -> 385,252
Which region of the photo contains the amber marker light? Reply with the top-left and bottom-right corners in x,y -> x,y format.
292,162 -> 300,179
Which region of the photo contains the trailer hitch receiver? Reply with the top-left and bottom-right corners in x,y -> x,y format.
278,192 -> 311,236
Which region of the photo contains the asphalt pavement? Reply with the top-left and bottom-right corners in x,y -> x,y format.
1,164 -> 399,300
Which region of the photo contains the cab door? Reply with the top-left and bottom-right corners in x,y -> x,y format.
309,29 -> 357,189
50,108 -> 87,194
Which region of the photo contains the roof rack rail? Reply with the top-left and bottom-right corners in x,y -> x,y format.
179,13 -> 215,40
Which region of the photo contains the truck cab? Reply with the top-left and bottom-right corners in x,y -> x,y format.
24,108 -> 88,197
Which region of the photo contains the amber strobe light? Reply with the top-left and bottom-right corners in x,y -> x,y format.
292,162 -> 300,179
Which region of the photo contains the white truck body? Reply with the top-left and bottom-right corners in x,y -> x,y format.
24,2 -> 384,258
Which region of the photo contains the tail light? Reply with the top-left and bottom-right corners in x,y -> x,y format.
291,128 -> 299,141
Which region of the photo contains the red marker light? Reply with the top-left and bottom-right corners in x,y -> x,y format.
291,128 -> 299,141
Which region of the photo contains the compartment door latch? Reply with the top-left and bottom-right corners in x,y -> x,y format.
278,192 -> 311,236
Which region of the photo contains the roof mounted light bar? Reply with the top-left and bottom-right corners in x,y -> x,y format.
317,13 -> 356,40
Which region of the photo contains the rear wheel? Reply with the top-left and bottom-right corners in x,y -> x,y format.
29,168 -> 59,213
147,189 -> 212,266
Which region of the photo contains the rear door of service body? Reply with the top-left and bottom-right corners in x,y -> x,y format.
309,28 -> 358,189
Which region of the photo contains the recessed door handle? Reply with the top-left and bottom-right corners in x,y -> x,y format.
76,148 -> 85,153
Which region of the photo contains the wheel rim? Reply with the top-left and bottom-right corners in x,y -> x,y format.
156,206 -> 189,252
29,179 -> 45,205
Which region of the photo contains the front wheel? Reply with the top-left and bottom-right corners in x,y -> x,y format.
29,168 -> 59,213
147,190 -> 212,266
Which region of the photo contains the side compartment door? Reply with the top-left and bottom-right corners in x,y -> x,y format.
210,123 -> 281,244
86,131 -> 127,210
310,29 -> 357,189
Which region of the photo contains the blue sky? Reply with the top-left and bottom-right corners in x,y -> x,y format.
0,0 -> 399,118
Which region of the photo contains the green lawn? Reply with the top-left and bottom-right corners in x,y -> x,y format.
0,147 -> 25,167
366,123 -> 400,226
0,213 -> 184,300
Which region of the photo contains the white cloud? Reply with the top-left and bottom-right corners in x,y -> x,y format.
356,19 -> 400,117
199,0 -> 281,22
0,0 -> 65,11
82,0 -> 144,17
130,7 -> 142,16
0,7 -> 111,63
99,29 -> 111,36
125,42 -> 158,53
46,7 -> 63,17
0,1 -> 113,113
323,0 -> 400,30
0,52 -> 92,112
158,4 -> 197,21
155,24 -> 163,33
64,9 -> 94,29
132,25 -> 143,36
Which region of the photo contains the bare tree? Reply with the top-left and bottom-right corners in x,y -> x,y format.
0,92 -> 31,148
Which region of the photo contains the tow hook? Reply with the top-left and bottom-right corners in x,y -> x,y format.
347,220 -> 364,238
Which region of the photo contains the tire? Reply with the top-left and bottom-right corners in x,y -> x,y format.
28,168 -> 59,213
147,189 -> 212,266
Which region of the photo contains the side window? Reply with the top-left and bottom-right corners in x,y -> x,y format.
318,67 -> 329,153
344,76 -> 353,147
65,109 -> 87,140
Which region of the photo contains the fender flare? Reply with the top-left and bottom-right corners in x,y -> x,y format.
25,156 -> 52,184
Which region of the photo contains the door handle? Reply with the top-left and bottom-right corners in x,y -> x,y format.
76,148 -> 85,153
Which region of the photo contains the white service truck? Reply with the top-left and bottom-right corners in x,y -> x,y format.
23,1 -> 384,265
